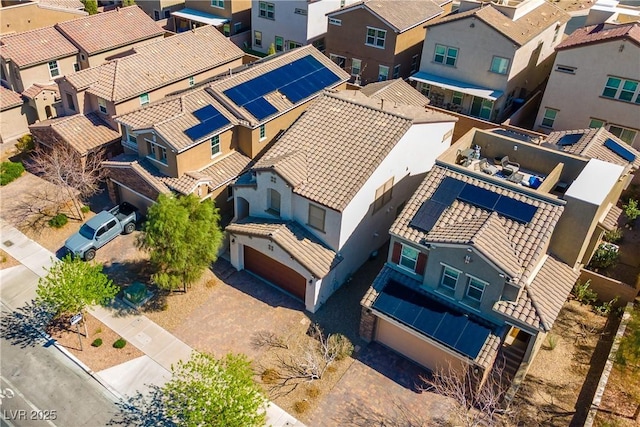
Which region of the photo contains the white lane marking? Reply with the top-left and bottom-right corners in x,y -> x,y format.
0,376 -> 56,427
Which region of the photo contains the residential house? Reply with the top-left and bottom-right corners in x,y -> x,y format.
249,0 -> 359,55
57,26 -> 245,131
533,23 -> 640,149
585,0 -> 640,27
227,88 -> 457,312
104,45 -> 350,216
136,0 -> 185,22
55,6 -> 165,69
1,0 -> 86,35
359,126 -> 637,387
0,85 -> 29,143
172,0 -> 251,37
410,0 -> 569,122
1,26 -> 79,120
325,0 -> 449,85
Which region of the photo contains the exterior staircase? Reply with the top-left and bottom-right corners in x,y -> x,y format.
497,343 -> 527,381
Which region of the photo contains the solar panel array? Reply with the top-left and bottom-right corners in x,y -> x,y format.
184,105 -> 231,141
373,280 -> 492,359
604,138 -> 636,162
222,55 -> 342,120
557,133 -> 583,146
410,176 -> 538,233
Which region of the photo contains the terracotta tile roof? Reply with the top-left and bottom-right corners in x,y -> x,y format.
330,0 -> 444,32
65,26 -> 243,102
38,0 -> 84,10
208,45 -> 349,126
116,88 -> 238,152
391,165 -> 564,287
426,2 -> 569,46
601,204 -> 622,232
22,83 -> 59,99
254,92 -> 456,212
359,79 -> 431,107
0,26 -> 78,68
0,86 -> 24,111
557,23 -> 640,50
545,128 -> 640,169
225,217 -> 339,278
495,255 -> 579,331
103,155 -> 171,202
55,6 -> 164,55
29,112 -> 120,155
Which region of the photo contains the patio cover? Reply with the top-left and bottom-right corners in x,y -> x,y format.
171,8 -> 229,26
410,71 -> 503,101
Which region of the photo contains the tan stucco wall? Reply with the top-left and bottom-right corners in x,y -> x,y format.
136,0 -> 185,21
183,0 -> 251,35
1,3 -> 86,35
30,89 -> 61,121
6,55 -> 77,93
175,127 -> 234,175
0,104 -> 29,143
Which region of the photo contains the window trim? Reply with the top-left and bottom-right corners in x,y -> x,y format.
433,44 -> 458,67
258,1 -> 275,19
97,97 -> 108,114
330,54 -> 346,69
602,76 -> 640,104
308,204 -> 326,232
267,188 -> 281,216
329,17 -> 342,26
378,65 -> 389,82
365,26 -> 386,49
398,244 -> 419,272
48,60 -> 60,78
351,58 -> 361,76
392,64 -> 401,79
608,124 -> 638,145
489,56 -> 510,75
210,135 -> 221,157
254,30 -> 262,47
589,118 -> 605,129
210,0 -> 224,9
147,140 -> 168,165
275,36 -> 283,52
541,107 -> 558,128
465,275 -> 488,303
139,93 -> 150,106
411,54 -> 419,73
440,264 -> 460,291
259,124 -> 266,141
189,76 -> 195,87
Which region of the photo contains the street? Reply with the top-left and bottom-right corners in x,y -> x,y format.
1,306 -> 120,427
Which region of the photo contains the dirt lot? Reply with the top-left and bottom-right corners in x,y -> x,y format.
0,249 -> 20,270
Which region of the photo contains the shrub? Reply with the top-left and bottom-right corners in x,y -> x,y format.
94,327 -> 102,334
15,134 -> 34,153
594,297 -> 619,317
113,338 -> 127,349
588,245 -> 619,270
546,334 -> 558,350
91,338 -> 103,347
306,385 -> 321,399
623,198 -> 640,223
81,205 -> 91,214
0,161 -> 24,186
293,400 -> 310,414
603,227 -> 623,244
48,213 -> 68,228
328,333 -> 354,361
261,368 -> 280,384
572,280 -> 598,305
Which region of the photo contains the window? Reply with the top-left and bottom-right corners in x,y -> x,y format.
275,36 -> 283,52
609,125 -> 638,145
148,142 -> 167,164
211,135 -> 220,156
330,54 -> 346,68
66,93 -> 75,111
223,23 -> 230,36
126,128 -> 137,145
366,27 -> 386,48
308,204 -> 326,231
419,83 -> 430,97
312,38 -> 325,52
466,277 -> 487,302
288,41 -> 302,50
211,0 -> 224,8
164,10 -> 171,19
154,10 -> 160,20
234,22 -> 242,33
373,177 -> 393,212
399,245 -> 419,271
189,76 -> 195,87
140,93 -> 149,106
254,31 -> 262,47
378,65 -> 389,82
268,188 -> 281,215
555,65 -> 576,74
411,54 -> 419,73
490,56 -> 509,74
541,108 -> 558,128
73,63 -> 80,72
259,2 -> 275,19
351,58 -> 361,76
434,44 -> 458,67
589,118 -> 605,128
259,124 -> 266,140
602,76 -> 640,103
452,91 -> 463,106
552,24 -> 561,43
329,17 -> 342,26
393,64 -> 401,79
97,97 -> 107,114
294,8 -> 307,15
440,265 -> 459,291
48,60 -> 60,78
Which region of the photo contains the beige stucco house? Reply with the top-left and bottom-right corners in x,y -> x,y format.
1,0 -> 86,35
411,0 -> 569,122
0,85 -> 29,143
172,0 -> 251,37
103,46 -> 349,217
325,0 -> 450,86
533,22 -> 640,149
359,125 -> 637,388
136,0 -> 185,22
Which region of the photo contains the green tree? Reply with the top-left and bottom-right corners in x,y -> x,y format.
163,353 -> 267,427
81,0 -> 98,14
267,43 -> 276,56
138,194 -> 223,292
122,0 -> 136,5
624,198 -> 640,223
36,255 -> 118,318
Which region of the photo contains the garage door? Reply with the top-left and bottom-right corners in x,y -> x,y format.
376,317 -> 464,373
243,246 -> 306,300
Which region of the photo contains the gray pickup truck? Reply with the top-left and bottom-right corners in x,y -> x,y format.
64,202 -> 140,261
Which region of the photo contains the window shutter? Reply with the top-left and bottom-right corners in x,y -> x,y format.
416,252 -> 427,275
391,242 -> 401,264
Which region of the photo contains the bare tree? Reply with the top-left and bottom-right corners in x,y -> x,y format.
420,362 -> 512,427
250,330 -> 289,350
275,324 -> 337,382
29,143 -> 108,220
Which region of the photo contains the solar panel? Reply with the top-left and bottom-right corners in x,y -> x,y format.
372,293 -> 402,317
409,200 -> 448,233
224,87 -> 250,106
184,113 -> 231,141
494,196 -> 538,223
431,177 -> 466,205
244,97 -> 278,121
458,184 -> 500,211
434,312 -> 469,347
604,138 -> 636,162
456,321 -> 490,358
192,105 -> 218,121
557,133 -> 583,146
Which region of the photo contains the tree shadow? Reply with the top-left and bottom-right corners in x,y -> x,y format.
107,385 -> 175,427
0,301 -> 55,348
331,397 -> 437,427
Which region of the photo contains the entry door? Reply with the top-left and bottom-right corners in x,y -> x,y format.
470,96 -> 493,120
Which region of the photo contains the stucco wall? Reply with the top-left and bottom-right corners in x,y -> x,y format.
174,127 -> 234,174
9,55 -> 78,94
579,268 -> 639,306
0,104 -> 29,143
1,3 -> 85,35
251,0 -> 309,52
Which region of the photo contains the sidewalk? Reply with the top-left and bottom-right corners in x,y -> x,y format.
0,219 -> 303,426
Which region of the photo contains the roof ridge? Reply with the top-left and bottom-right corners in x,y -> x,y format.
324,91 -> 415,123
0,25 -> 57,40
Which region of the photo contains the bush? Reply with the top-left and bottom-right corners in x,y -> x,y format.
0,161 -> 25,186
328,333 -> 354,361
623,198 -> 640,223
594,297 -> 619,317
91,338 -> 103,347
293,400 -> 310,414
589,244 -> 619,270
113,338 -> 127,349
81,205 -> 91,214
603,227 -> 623,244
546,334 -> 558,350
48,213 -> 68,228
261,368 -> 280,384
306,385 -> 321,399
15,134 -> 34,153
572,280 -> 598,305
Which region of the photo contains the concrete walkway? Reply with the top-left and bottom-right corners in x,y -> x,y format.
0,219 -> 303,426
